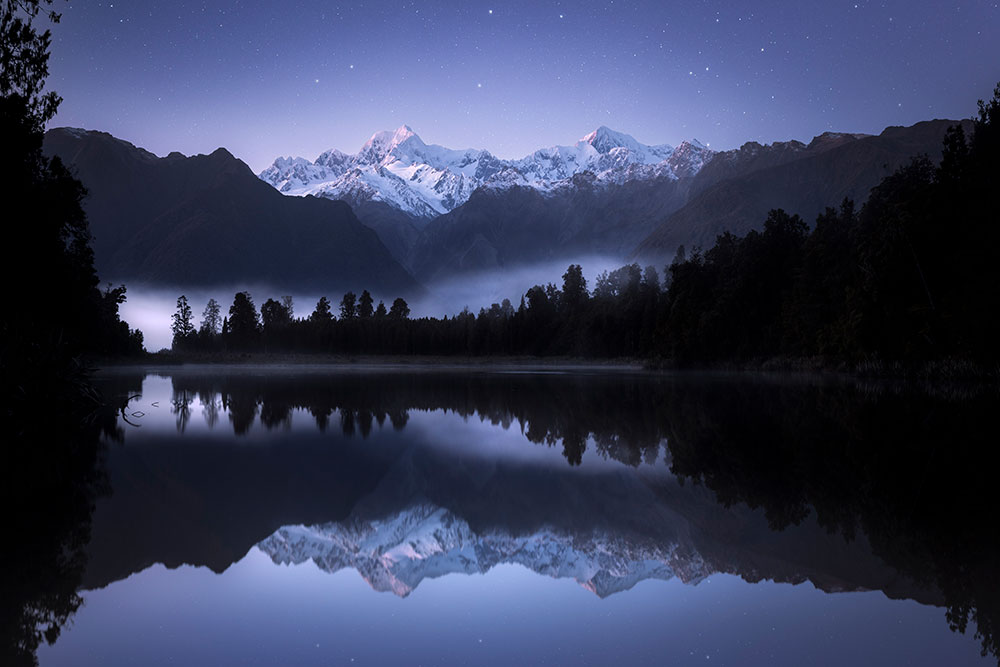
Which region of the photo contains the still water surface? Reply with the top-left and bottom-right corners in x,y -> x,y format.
33,366 -> 999,666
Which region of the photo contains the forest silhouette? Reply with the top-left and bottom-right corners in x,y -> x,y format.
1,2 -> 137,664
168,86 -> 1000,368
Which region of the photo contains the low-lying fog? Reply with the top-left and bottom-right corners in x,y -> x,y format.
119,255 -> 637,351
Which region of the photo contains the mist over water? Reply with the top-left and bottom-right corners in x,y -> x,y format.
119,284 -> 326,352
408,255 -> 629,321
118,256 -> 636,351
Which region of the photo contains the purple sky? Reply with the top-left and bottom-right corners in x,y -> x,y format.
47,1 -> 1000,172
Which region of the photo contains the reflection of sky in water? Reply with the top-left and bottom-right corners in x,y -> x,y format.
39,549 -> 987,666
115,372 -> 658,471
53,368 -> 994,666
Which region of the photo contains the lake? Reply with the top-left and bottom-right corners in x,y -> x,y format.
21,365 -> 1000,666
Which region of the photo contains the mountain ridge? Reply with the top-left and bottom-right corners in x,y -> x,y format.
257,119 -> 963,281
258,125 -> 713,220
43,128 -> 421,294
45,117 -> 968,291
633,118 -> 971,262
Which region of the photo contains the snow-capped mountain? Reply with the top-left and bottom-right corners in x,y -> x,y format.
259,126 -> 713,219
258,503 -> 707,598
511,126 -> 705,186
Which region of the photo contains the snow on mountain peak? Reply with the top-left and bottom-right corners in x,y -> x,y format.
576,126 -> 676,165
580,126 -> 643,153
393,124 -> 418,142
259,126 -> 714,218
358,125 -> 425,165
256,504 -> 703,598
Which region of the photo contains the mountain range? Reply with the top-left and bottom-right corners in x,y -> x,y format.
257,120 -> 966,282
634,118 -> 972,259
259,125 -> 711,219
42,128 -> 419,295
44,118 -> 968,292
259,504 -> 703,599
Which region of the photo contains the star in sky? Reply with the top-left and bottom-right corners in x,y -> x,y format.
46,0 -> 1000,171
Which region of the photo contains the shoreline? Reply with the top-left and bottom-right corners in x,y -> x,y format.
89,351 -> 1000,383
91,352 -> 649,373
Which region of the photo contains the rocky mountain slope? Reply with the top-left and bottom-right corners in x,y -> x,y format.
43,128 -> 419,294
633,119 -> 971,262
262,120 -> 962,281
44,117 -> 967,293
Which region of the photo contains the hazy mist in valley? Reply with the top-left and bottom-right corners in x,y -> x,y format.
120,256 -> 638,351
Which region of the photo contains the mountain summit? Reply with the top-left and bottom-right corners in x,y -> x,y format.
579,125 -> 674,163
357,124 -> 423,165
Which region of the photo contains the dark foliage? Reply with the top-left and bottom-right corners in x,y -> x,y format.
1,2 -> 143,366
224,291 -> 261,350
0,368 -> 121,667
2,2 -> 141,660
662,83 -> 1000,365
172,267 -> 666,358
662,379 -> 1000,660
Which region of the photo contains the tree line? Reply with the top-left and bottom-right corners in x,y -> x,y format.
1,0 -> 144,375
2,3 -> 141,665
171,84 -> 999,365
662,84 -> 1000,365
169,264 -> 665,357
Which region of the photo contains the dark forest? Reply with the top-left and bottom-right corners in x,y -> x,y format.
169,90 -> 999,370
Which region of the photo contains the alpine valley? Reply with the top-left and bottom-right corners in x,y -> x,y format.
44,118 -> 967,291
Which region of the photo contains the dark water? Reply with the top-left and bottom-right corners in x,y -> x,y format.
15,365 -> 1000,666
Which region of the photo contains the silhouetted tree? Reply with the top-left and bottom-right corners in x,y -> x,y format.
500,298 -> 514,318
200,298 -> 222,336
310,296 -> 333,323
358,290 -> 374,318
225,292 -> 261,349
2,0 -> 144,363
1,3 -> 142,664
561,264 -> 588,313
340,292 -> 357,319
657,82 -> 1000,367
0,0 -> 62,130
261,298 -> 291,351
280,295 -> 294,319
171,295 -> 195,349
389,297 -> 410,320
261,298 -> 291,330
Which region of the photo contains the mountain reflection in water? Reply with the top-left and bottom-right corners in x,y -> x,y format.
20,366 -> 1000,665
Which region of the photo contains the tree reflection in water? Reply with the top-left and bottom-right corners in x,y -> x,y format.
663,380 -> 1000,660
151,369 -> 998,660
1,371 -> 135,666
164,370 -> 670,466
21,368 -> 1000,664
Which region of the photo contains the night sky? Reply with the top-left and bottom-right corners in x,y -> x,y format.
48,1 -> 1000,172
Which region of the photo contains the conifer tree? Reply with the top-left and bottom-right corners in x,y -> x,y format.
171,295 -> 195,348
